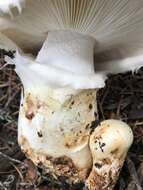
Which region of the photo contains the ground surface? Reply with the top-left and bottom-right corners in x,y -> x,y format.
0,49 -> 143,190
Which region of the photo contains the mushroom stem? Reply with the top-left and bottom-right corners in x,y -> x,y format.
86,119 -> 133,190
18,85 -> 97,183
36,30 -> 96,75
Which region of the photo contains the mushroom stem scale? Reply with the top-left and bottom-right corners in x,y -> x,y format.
13,31 -> 106,90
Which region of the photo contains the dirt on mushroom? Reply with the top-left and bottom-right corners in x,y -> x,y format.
0,49 -> 143,190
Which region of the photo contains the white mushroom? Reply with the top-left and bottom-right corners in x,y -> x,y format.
0,0 -> 141,189
86,120 -> 133,190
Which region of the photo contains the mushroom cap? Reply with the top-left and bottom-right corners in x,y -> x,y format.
1,0 -> 143,77
1,0 -> 143,57
89,119 -> 133,160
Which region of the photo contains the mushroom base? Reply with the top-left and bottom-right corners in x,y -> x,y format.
19,135 -> 92,187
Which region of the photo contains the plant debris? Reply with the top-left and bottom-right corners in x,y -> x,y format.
0,49 -> 143,189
